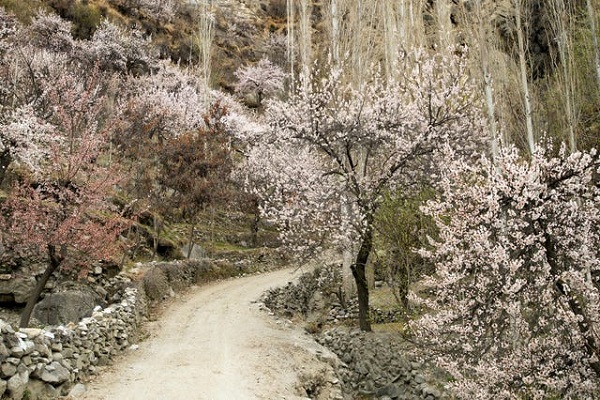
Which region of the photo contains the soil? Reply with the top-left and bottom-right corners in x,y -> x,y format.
76,267 -> 339,400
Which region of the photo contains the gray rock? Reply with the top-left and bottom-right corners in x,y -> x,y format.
33,289 -> 100,325
0,277 -> 37,304
0,342 -> 9,359
421,384 -> 441,398
27,379 -> 58,400
0,379 -> 6,398
68,383 -> 87,397
181,243 -> 205,260
376,384 -> 401,399
40,361 -> 70,384
1,362 -> 16,378
7,372 -> 28,400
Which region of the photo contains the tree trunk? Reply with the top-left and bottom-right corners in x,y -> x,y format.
287,0 -> 295,85
20,244 -> 63,328
0,150 -> 11,187
351,228 -> 373,332
514,0 -> 536,154
587,0 -> 600,94
251,198 -> 260,247
544,232 -> 600,376
153,214 -> 161,260
187,219 -> 196,259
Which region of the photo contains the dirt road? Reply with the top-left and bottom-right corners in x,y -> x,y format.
78,267 -> 339,400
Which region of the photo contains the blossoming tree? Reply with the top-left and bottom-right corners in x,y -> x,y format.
0,69 -> 127,328
239,50 -> 486,331
411,143 -> 600,398
235,57 -> 286,108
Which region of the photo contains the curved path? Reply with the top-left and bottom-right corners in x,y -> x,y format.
79,268 -> 336,400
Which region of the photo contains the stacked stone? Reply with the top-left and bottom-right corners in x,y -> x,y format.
317,328 -> 445,400
369,308 -> 404,324
326,301 -> 358,323
263,265 -> 342,317
0,288 -> 140,400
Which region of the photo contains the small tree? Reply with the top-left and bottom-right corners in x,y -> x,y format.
374,189 -> 436,309
0,69 -> 127,327
235,57 -> 286,108
239,50 -> 485,331
157,103 -> 233,254
410,142 -> 600,398
114,63 -> 210,256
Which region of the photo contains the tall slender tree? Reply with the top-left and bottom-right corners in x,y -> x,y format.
587,0 -> 600,94
549,0 -> 579,152
514,0 -> 536,153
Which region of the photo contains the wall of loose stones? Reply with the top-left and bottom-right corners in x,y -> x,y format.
0,287 -> 142,400
0,256 -> 281,400
262,265 -> 446,400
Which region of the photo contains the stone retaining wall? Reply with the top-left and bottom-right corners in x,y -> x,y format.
317,328 -> 445,400
0,288 -> 142,400
263,265 -> 447,400
0,259 -> 213,399
0,256 -> 283,400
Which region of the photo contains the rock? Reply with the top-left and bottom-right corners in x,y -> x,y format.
421,384 -> 441,398
19,328 -> 42,339
33,289 -> 101,325
0,320 -> 15,334
0,277 -> 36,304
181,243 -> 206,260
376,384 -> 401,399
7,372 -> 28,400
1,362 -> 16,378
27,379 -> 58,400
0,342 -> 9,359
68,383 -> 87,397
0,379 -> 6,398
40,361 -> 70,384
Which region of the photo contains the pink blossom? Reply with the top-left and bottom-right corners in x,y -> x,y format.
411,142 -> 600,398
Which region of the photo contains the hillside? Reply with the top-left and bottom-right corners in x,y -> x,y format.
0,1 -> 600,399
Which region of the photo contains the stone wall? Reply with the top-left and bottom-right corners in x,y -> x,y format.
0,259 -> 214,399
263,265 -> 446,400
0,256 -> 283,399
317,328 -> 445,400
0,288 -> 142,400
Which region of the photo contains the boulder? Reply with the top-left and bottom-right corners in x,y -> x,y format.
68,383 -> 87,397
40,361 -> 70,384
181,243 -> 206,260
26,379 -> 58,400
33,289 -> 100,325
7,371 -> 28,400
0,277 -> 37,304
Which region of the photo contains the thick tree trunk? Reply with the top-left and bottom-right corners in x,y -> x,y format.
0,150 -> 11,187
251,199 -> 260,247
20,244 -> 63,328
351,228 -> 373,332
153,214 -> 161,260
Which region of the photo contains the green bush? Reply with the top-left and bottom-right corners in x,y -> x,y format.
374,188 -> 436,309
71,3 -> 102,39
0,0 -> 48,22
